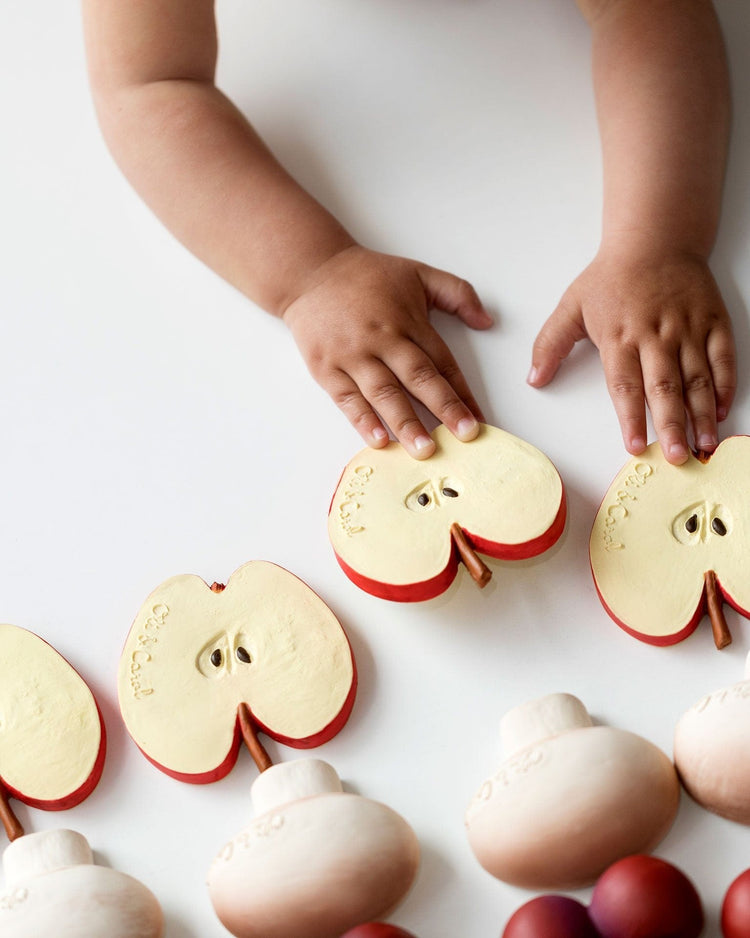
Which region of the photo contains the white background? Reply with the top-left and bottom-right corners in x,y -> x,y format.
2,2 -> 750,936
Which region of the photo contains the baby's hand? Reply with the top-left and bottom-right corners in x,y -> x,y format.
282,245 -> 493,459
528,249 -> 736,465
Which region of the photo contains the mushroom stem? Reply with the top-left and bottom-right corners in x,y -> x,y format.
705,569 -> 732,650
450,523 -> 492,589
0,782 -> 24,842
238,702 -> 273,773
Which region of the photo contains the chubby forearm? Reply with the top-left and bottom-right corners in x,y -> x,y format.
578,0 -> 730,258
82,0 -> 354,316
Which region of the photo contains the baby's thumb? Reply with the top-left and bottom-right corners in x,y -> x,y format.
528,296 -> 587,387
419,265 -> 493,330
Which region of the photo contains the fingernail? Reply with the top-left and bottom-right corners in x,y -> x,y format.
414,434 -> 435,455
717,405 -> 728,421
527,366 -> 539,385
456,417 -> 479,440
371,426 -> 389,443
630,437 -> 646,453
697,433 -> 718,451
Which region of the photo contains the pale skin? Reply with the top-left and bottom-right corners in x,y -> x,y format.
81,0 -> 735,464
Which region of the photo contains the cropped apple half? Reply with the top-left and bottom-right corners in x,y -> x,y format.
328,423 -> 566,601
590,438 -> 750,648
117,561 -> 357,782
0,623 -> 106,841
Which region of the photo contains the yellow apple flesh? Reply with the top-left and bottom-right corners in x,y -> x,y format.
117,561 -> 356,782
0,624 -> 105,813
328,424 -> 565,601
590,438 -> 750,647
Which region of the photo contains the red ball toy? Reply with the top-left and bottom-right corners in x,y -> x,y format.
502,894 -> 598,938
589,855 -> 703,938
340,925 -> 418,938
722,869 -> 750,938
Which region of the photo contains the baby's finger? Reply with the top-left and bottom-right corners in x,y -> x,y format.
385,341 -> 481,443
347,359 -> 437,459
640,344 -> 690,465
418,264 -> 493,330
528,295 -> 588,387
706,323 -> 737,422
415,328 -> 486,426
679,345 -> 718,453
600,344 -> 648,456
327,369 -> 392,449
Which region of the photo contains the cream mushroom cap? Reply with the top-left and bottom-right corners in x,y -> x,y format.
465,693 -> 680,890
674,651 -> 750,823
207,759 -> 420,938
0,829 -> 164,938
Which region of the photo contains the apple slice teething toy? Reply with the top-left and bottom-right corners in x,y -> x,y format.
0,624 -> 164,937
465,693 -> 680,889
117,560 -> 357,781
590,437 -> 750,648
0,623 -> 105,839
328,423 -> 566,601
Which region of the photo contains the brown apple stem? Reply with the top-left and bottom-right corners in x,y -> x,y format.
450,523 -> 492,589
705,569 -> 732,650
0,782 -> 24,842
210,582 -> 226,593
238,702 -> 273,773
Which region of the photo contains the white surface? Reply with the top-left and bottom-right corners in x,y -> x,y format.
2,1 -> 750,936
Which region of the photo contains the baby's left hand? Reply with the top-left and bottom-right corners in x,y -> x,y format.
528,248 -> 737,465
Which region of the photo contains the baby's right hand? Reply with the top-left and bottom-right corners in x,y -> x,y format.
282,245 -> 493,459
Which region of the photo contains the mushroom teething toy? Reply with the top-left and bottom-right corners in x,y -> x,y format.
674,650 -> 750,824
465,693 -> 680,889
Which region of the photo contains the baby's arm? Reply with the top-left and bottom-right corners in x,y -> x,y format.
530,0 -> 736,464
81,0 -> 491,459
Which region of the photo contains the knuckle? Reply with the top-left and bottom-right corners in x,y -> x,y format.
406,363 -> 440,391
455,277 -> 478,302
393,415 -> 424,437
436,396 -> 468,423
647,378 -> 683,400
331,386 -> 365,413
609,378 -> 643,400
655,418 -> 686,436
683,373 -> 712,395
438,360 -> 463,384
368,381 -> 403,408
